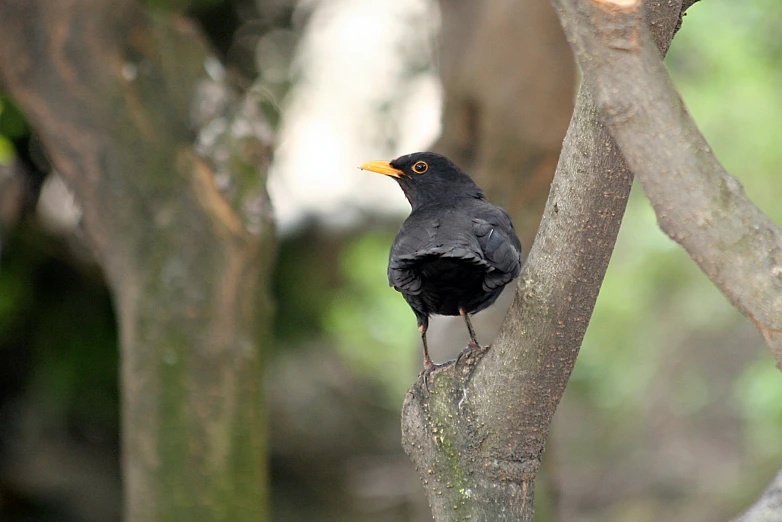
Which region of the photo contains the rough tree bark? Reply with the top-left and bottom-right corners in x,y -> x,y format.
401,1 -> 692,520
0,1 -> 274,520
552,0 -> 782,519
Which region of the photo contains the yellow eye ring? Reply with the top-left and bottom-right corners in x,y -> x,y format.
412,161 -> 428,174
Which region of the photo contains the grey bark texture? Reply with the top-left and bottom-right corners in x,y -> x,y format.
401,1 -> 692,520
0,1 -> 274,520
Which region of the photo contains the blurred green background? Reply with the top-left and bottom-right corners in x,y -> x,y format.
0,1 -> 780,521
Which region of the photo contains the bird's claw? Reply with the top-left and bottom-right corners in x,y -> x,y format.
421,361 -> 444,392
421,340 -> 484,392
421,365 -> 434,392
455,339 -> 482,368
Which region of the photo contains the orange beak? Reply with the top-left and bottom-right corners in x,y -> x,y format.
358,160 -> 404,178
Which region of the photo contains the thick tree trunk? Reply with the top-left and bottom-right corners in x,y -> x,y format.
0,1 -> 274,520
401,1 -> 690,519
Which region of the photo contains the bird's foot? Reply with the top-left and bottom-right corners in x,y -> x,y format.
420,360 -> 446,392
455,339 -> 482,367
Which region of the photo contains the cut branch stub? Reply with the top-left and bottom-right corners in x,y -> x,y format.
596,0 -> 639,8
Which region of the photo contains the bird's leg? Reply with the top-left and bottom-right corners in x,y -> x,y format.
417,317 -> 437,391
460,308 -> 480,350
419,323 -> 433,368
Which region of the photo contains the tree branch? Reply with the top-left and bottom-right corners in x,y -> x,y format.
400,2 -> 689,519
551,0 -> 782,365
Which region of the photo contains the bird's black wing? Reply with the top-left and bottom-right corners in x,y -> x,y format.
470,204 -> 522,292
387,206 -> 490,296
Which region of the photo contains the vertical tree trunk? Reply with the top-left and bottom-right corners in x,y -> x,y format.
0,1 -> 274,520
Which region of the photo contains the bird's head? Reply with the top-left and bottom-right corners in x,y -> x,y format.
359,152 -> 484,210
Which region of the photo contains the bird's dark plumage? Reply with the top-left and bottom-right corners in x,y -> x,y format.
359,152 -> 522,373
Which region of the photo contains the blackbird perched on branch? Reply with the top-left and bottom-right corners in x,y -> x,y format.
360,152 -> 522,377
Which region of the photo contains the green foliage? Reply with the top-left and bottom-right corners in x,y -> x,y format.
574,189 -> 741,410
272,227 -> 342,345
0,96 -> 27,138
669,1 -> 782,224
0,137 -> 12,165
735,352 -> 782,457
0,233 -> 36,335
0,229 -> 119,431
0,94 -> 28,165
272,225 -> 417,400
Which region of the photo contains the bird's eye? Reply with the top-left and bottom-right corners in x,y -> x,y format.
412,161 -> 428,174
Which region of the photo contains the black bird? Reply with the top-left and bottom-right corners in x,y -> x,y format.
359,152 -> 522,373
